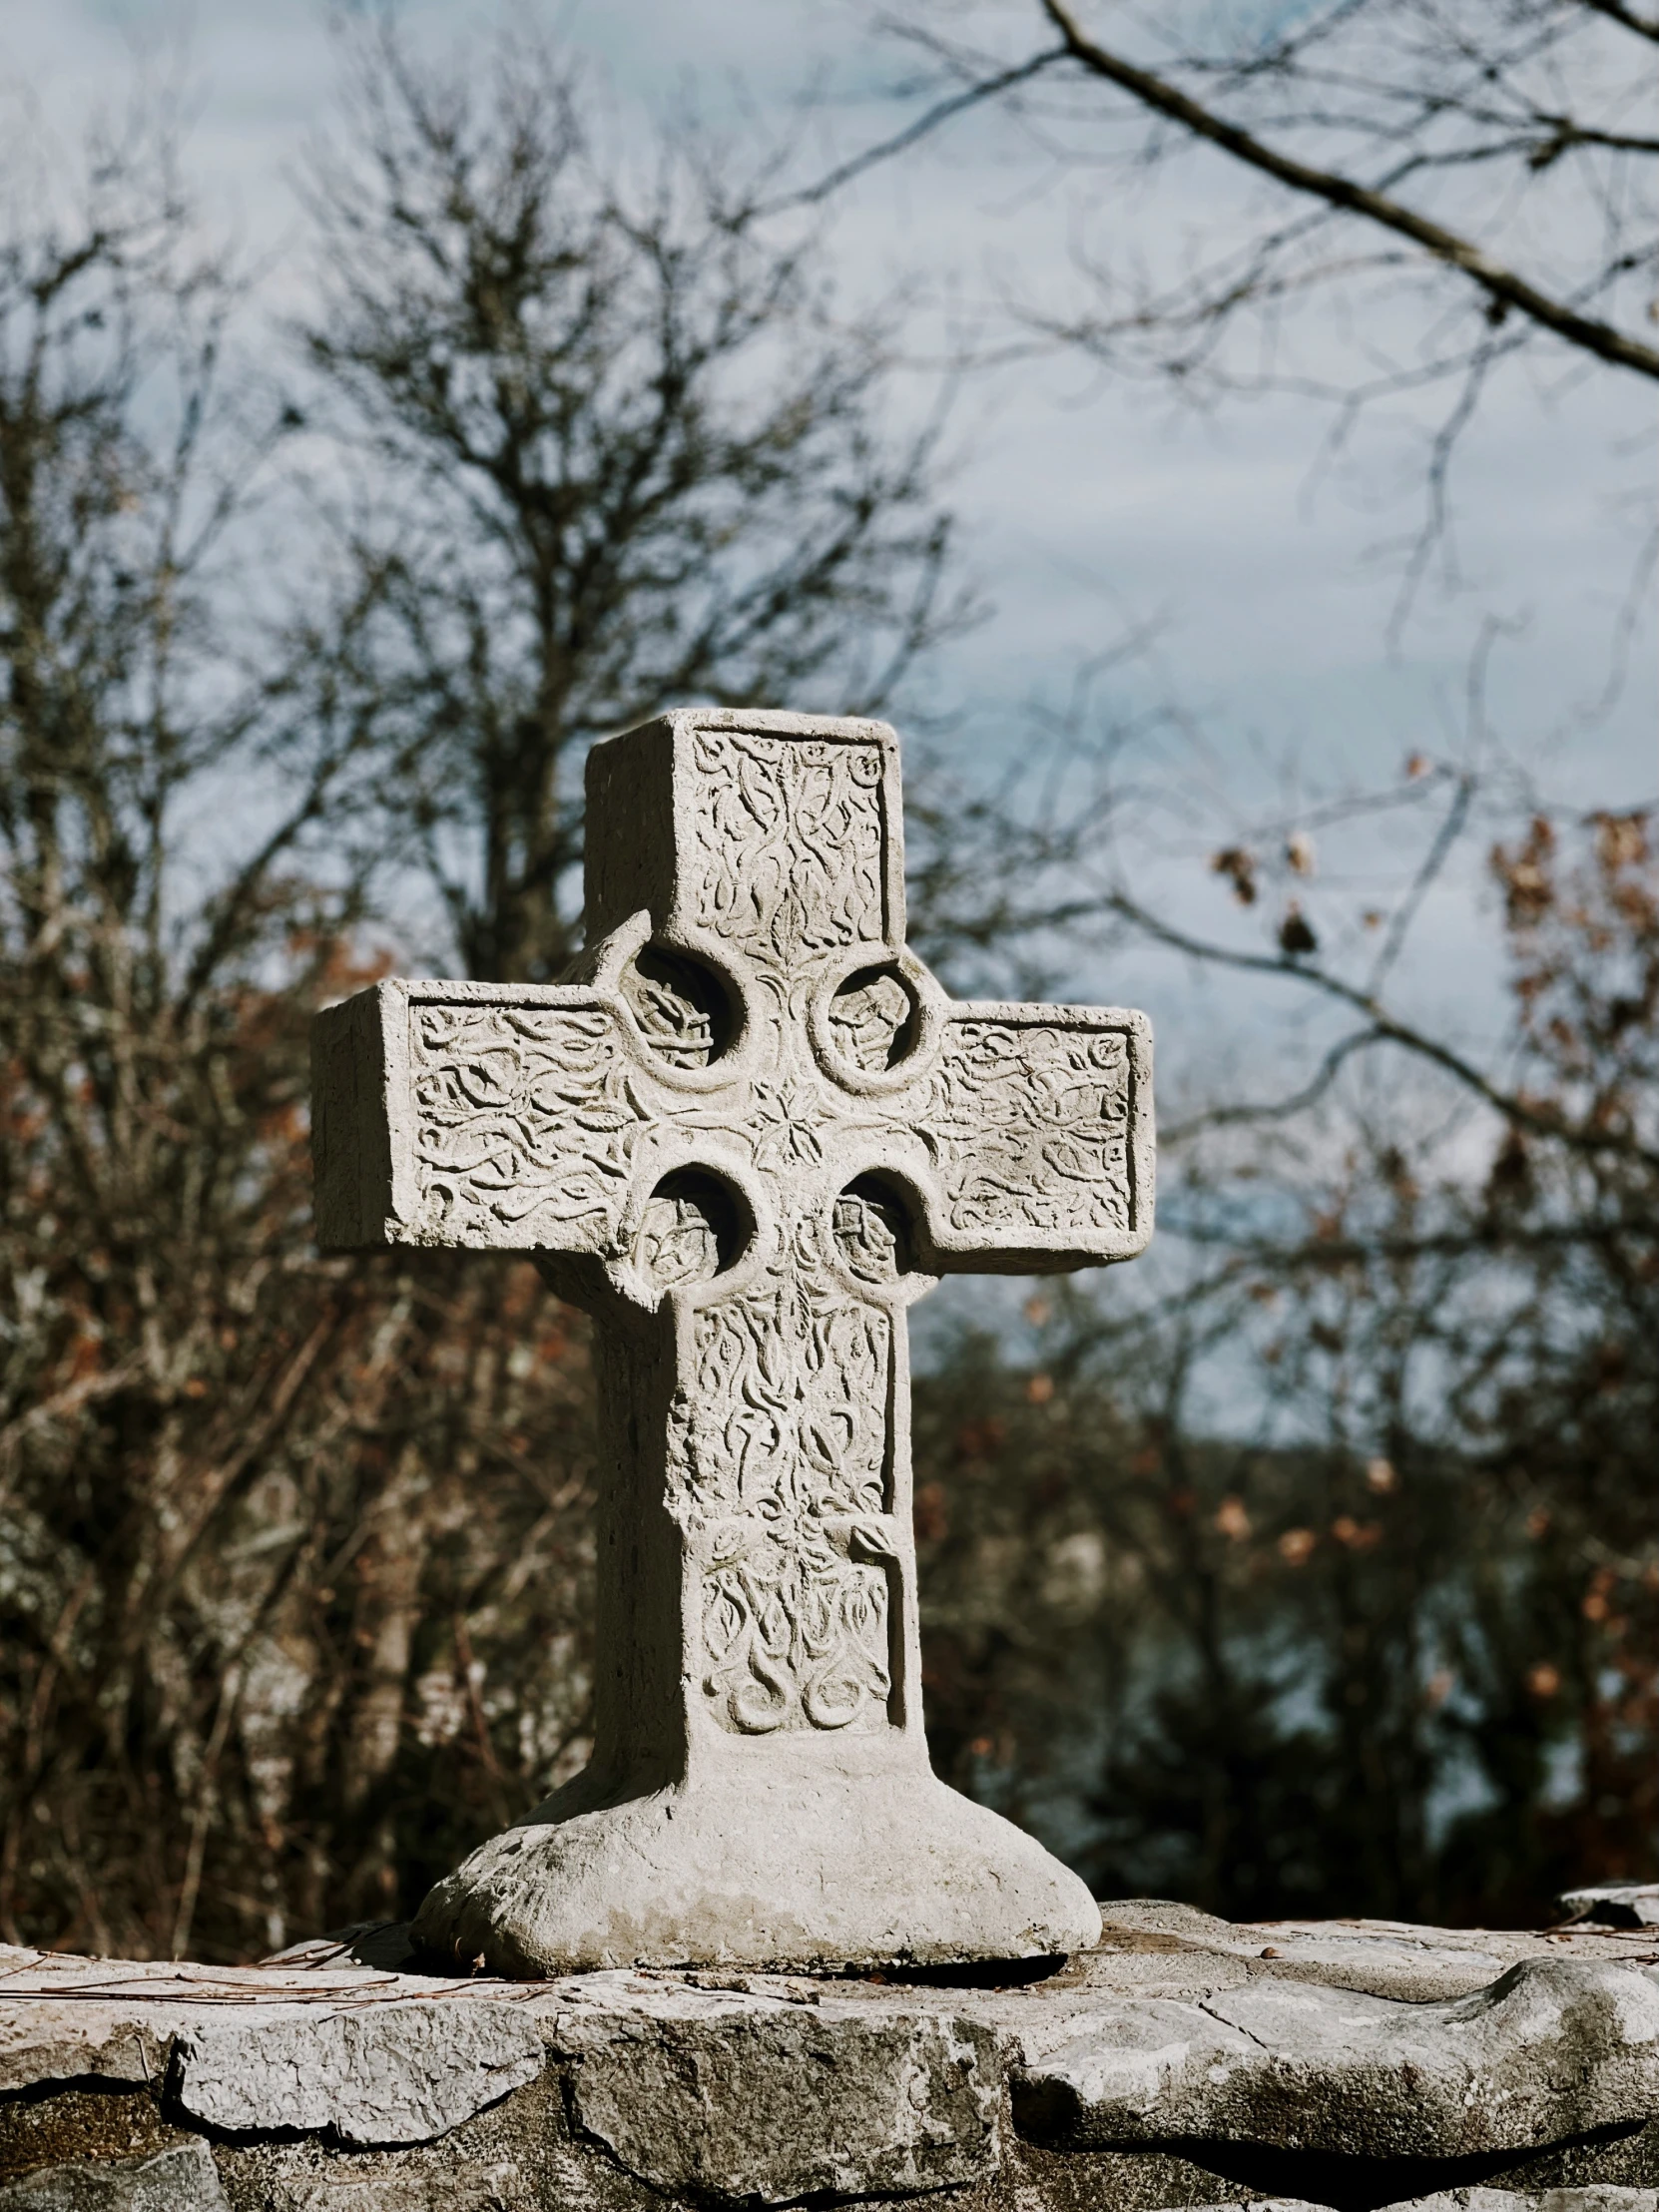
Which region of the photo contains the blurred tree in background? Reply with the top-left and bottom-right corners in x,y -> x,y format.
297,15 -> 965,984
863,0 -> 1658,1928
0,6 -> 1654,1960
0,23 -> 962,1960
0,92 -> 606,1959
916,797 -> 1659,1926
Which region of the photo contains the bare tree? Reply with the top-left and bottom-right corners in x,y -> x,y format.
0,104 -> 352,1952
908,766 -> 1659,1921
296,16 -> 970,983
0,21 -> 995,1959
0,103 -> 616,1952
814,0 -> 1657,632
0,75 -> 603,1957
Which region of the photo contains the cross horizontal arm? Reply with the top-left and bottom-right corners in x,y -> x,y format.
311,979 -> 653,1255
883,1004 -> 1155,1274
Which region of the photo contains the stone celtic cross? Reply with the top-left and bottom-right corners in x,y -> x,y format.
312,710 -> 1154,1974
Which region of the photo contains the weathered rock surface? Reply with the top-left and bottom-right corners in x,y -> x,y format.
1563,1890 -> 1659,1932
560,1988 -> 999,2201
172,1998 -> 546,2147
1159,2198 -> 1658,2212
7,1907 -> 1659,2211
1017,1958 -> 1659,2158
0,2137 -> 228,2209
1396,2195 -> 1659,2212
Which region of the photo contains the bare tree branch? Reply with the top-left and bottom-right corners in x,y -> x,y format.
1580,0 -> 1659,44
761,46 -> 1067,214
1101,887 -> 1659,1175
1159,1026 -> 1385,1146
1035,0 -> 1659,382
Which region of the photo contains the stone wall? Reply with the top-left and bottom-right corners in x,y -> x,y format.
5,1904 -> 1659,2211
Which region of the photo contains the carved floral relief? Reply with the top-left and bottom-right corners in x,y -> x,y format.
406,1001 -> 643,1247
926,1021 -> 1136,1237
691,731 -> 888,965
671,1222 -> 895,1735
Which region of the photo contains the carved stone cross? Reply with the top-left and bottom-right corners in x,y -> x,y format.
312,710 -> 1153,1974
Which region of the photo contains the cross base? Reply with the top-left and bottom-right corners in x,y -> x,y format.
410,1748 -> 1101,1975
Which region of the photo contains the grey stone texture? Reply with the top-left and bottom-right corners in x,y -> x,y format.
310,709 -> 1155,1975
1159,2199 -> 1658,2212
171,2001 -> 546,2147
1016,1958 -> 1659,2157
8,1907 -> 1659,2211
1562,1891 -> 1659,1931
0,2139 -> 228,2211
563,1998 -> 999,2201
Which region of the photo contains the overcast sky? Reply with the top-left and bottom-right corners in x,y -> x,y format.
3,0 -> 1654,1102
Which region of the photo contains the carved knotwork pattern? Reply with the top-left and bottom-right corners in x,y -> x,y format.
832,1186 -> 908,1284
692,731 -> 887,967
670,1225 -> 894,1734
926,1022 -> 1136,1237
622,946 -> 729,1070
826,966 -> 914,1074
407,1002 -> 642,1246
700,1538 -> 891,1736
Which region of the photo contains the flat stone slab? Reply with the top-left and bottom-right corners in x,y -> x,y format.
1165,2198 -> 1659,2212
6,1906 -> 1659,2210
1563,1890 -> 1659,1931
